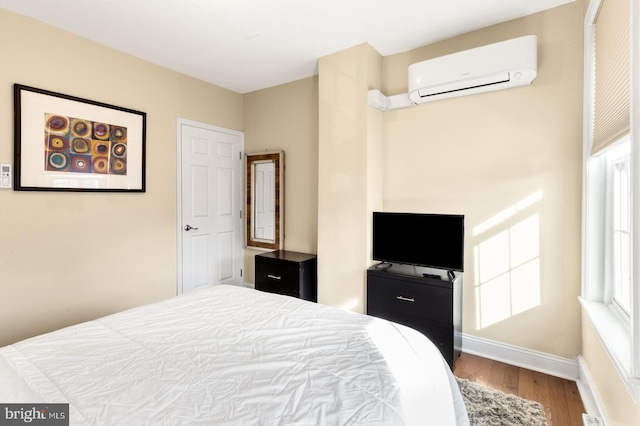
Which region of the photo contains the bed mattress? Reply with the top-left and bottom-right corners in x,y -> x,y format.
0,285 -> 467,425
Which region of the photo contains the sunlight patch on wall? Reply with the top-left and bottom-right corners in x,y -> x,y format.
341,298 -> 359,311
473,190 -> 543,236
474,191 -> 543,329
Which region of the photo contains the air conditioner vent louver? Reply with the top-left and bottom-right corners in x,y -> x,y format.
408,35 -> 537,104
417,73 -> 511,98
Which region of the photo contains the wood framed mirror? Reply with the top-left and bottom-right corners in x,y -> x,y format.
246,151 -> 284,250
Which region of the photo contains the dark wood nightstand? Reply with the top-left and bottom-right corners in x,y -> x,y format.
255,250 -> 317,302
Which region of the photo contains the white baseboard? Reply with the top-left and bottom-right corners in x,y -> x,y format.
459,333 -> 580,381
576,355 -> 609,423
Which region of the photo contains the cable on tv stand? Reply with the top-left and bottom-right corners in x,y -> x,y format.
422,273 -> 442,280
422,270 -> 456,281
374,262 -> 392,270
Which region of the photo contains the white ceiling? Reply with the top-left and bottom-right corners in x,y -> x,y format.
0,0 -> 574,94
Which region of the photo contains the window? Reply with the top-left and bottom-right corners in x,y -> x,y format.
604,137 -> 631,319
582,0 -> 640,400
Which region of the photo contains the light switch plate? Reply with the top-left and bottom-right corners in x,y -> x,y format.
1,163 -> 12,188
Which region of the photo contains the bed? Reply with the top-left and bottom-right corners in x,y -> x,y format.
0,284 -> 469,425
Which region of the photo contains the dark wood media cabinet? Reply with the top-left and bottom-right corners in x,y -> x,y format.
366,264 -> 462,369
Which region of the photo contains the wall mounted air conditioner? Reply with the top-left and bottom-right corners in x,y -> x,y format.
408,35 -> 537,104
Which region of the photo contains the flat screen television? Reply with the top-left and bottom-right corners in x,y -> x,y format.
372,212 -> 465,271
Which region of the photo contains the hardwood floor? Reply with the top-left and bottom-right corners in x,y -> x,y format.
453,352 -> 585,426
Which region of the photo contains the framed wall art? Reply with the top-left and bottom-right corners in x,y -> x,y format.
13,84 -> 146,192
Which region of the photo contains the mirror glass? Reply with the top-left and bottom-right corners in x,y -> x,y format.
246,151 -> 283,250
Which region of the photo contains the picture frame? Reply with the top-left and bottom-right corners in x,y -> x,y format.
13,84 -> 146,192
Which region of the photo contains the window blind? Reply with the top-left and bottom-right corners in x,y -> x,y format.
592,0 -> 631,154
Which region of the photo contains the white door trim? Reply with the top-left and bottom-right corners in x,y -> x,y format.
176,117 -> 244,295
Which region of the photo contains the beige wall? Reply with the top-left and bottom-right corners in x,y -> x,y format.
0,9 -> 243,346
242,77 -> 319,282
317,44 -> 383,311
378,2 -> 585,359
582,313 -> 640,425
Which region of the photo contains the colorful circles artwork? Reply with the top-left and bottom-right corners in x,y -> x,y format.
92,157 -> 109,174
46,115 -> 69,133
111,158 -> 126,174
71,138 -> 90,154
44,113 -> 127,175
47,152 -> 69,170
45,134 -> 69,152
70,155 -> 91,173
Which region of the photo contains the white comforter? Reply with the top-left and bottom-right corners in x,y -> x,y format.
0,285 -> 465,425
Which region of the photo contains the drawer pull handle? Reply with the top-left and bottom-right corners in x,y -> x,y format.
267,274 -> 282,280
396,295 -> 415,302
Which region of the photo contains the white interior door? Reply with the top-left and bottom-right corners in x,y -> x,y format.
178,119 -> 243,294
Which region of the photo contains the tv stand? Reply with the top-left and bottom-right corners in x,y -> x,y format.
366,265 -> 462,370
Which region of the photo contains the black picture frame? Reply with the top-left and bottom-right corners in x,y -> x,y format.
13,84 -> 146,192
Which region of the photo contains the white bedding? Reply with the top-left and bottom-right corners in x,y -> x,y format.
0,285 -> 468,425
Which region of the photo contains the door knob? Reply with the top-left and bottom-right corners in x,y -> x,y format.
184,224 -> 199,231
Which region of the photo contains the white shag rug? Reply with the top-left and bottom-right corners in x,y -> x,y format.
456,377 -> 548,426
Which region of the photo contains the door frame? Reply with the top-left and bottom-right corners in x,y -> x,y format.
176,117 -> 245,295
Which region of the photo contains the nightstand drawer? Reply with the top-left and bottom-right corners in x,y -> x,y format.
367,275 -> 452,324
369,306 -> 453,358
255,261 -> 301,298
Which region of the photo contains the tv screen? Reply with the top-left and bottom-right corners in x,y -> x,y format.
372,212 -> 465,271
